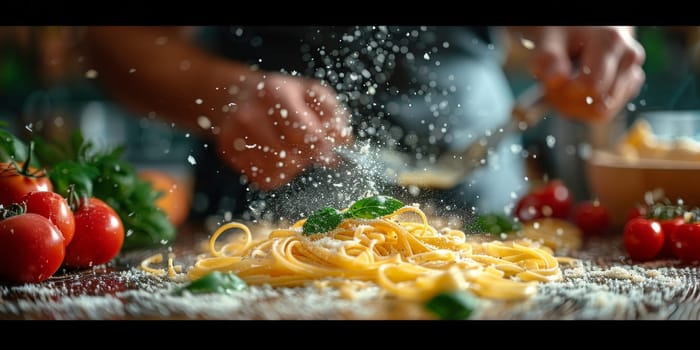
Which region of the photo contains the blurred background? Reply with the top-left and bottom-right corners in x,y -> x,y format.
0,27 -> 197,224
504,26 -> 700,200
2,26 -> 699,223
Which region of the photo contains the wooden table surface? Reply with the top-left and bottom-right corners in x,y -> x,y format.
1,221 -> 699,320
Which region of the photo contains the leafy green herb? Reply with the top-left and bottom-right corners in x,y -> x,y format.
424,291 -> 478,320
467,213 -> 520,236
302,195 -> 405,235
345,195 -> 405,219
32,130 -> 176,250
175,271 -> 247,295
0,128 -> 30,164
302,207 -> 344,235
47,161 -> 99,198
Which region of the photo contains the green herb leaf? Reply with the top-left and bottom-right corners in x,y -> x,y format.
345,195 -> 404,219
0,128 -> 28,163
34,130 -> 176,250
424,291 -> 478,320
467,213 -> 520,236
70,131 -> 86,161
302,195 -> 405,235
33,135 -> 69,166
175,271 -> 247,295
48,161 -> 98,198
302,206 -> 344,235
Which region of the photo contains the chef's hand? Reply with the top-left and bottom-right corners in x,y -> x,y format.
215,71 -> 353,191
513,26 -> 646,122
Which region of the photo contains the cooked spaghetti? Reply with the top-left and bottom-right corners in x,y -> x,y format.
181,204 -> 575,301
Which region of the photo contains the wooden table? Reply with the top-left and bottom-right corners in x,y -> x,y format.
1,221 -> 699,320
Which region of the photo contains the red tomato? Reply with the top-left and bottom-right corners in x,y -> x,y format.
515,180 -> 572,222
623,217 -> 664,261
658,217 -> 685,258
22,191 -> 76,247
63,198 -> 124,269
572,200 -> 611,236
0,162 -> 53,207
669,222 -> 700,263
514,194 -> 540,222
0,213 -> 65,284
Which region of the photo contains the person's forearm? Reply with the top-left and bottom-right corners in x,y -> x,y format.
84,26 -> 255,134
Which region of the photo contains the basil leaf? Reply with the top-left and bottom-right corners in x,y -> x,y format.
119,202 -> 176,250
175,271 -> 247,295
0,128 -> 27,163
346,195 -> 404,219
425,291 -> 478,320
301,195 -> 404,236
33,136 -> 69,167
48,161 -> 99,198
468,213 -> 520,236
302,206 -> 344,235
70,131 -> 86,162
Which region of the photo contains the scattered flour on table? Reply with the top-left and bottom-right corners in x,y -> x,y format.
0,260 -> 696,320
486,260 -> 690,320
0,268 -> 390,320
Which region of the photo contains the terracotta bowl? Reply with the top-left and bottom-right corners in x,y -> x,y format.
587,150 -> 700,229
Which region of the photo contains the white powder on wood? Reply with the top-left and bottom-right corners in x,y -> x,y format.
1,237 -> 698,320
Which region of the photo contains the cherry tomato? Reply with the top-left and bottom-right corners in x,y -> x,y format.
670,222 -> 700,263
623,217 -> 664,261
63,198 -> 124,269
658,217 -> 685,258
572,200 -> 611,236
0,213 -> 65,284
514,194 -> 541,222
0,162 -> 53,207
22,191 -> 75,246
515,180 -> 572,222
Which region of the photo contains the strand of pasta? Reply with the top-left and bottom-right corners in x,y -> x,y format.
181,206 -> 574,301
140,253 -> 183,277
